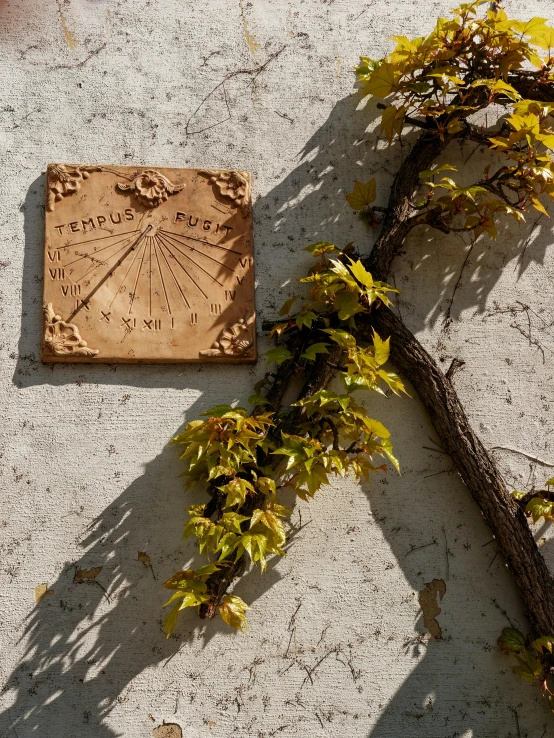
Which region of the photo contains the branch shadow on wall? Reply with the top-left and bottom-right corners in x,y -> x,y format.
4,92 -> 554,737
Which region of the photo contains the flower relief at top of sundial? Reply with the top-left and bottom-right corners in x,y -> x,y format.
41,165 -> 256,364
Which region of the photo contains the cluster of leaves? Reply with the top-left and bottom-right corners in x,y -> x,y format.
498,627 -> 554,712
499,478 -> 554,713
162,244 -> 407,634
351,1 -> 554,239
511,476 -> 554,523
357,1 -> 554,134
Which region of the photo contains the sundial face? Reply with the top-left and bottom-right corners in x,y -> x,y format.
41,164 -> 256,363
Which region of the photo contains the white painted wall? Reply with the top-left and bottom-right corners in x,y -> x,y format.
1,1 -> 554,735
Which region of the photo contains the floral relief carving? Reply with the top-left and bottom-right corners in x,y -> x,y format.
117,169 -> 184,208
199,315 -> 255,358
199,170 -> 251,216
47,164 -> 103,212
43,304 -> 99,357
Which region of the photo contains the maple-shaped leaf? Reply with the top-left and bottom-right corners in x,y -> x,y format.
364,62 -> 399,97
345,179 -> 377,210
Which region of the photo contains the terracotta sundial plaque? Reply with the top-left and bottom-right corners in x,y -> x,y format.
41,164 -> 256,363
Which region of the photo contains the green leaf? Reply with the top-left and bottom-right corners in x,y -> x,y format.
546,477 -> 554,486
220,512 -> 249,535
266,347 -> 293,365
364,62 -> 399,97
296,463 -> 330,497
323,328 -> 357,350
335,290 -> 364,320
257,477 -> 276,494
220,477 -> 255,508
377,368 -> 407,396
380,437 -> 400,473
239,532 -> 270,571
531,635 -> 554,654
532,198 -> 550,217
279,295 -> 301,316
304,241 -> 340,256
195,563 -> 220,578
201,404 -> 236,417
216,531 -> 240,560
300,342 -> 330,361
525,496 -> 554,523
372,331 -> 390,366
296,310 -> 318,330
510,490 -> 527,500
218,594 -> 249,631
418,164 -> 457,181
347,259 -> 374,289
162,569 -> 196,590
498,627 -> 526,653
250,508 -> 286,544
248,394 -> 270,406
512,650 -> 543,683
345,179 -> 377,210
163,604 -> 181,637
362,417 -> 391,439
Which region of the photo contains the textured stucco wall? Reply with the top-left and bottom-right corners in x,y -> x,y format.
1,1 -> 554,736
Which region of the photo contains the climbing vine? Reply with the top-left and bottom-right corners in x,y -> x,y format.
163,0 -> 554,717
163,248 -> 406,632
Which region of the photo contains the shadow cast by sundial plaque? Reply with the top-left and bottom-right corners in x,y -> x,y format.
41,164 -> 256,363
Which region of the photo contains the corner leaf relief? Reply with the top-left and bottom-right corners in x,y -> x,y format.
199,315 -> 255,358
47,164 -> 103,212
199,170 -> 251,217
43,304 -> 99,357
117,169 -> 184,208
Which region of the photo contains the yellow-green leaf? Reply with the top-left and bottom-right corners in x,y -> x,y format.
372,330 -> 390,366
218,594 -> 249,631
531,198 -> 550,217
345,179 -> 377,210
301,342 -> 330,361
364,62 -> 399,97
266,347 -> 293,365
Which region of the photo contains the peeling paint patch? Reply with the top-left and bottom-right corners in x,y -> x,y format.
56,0 -> 78,49
239,0 -> 260,54
153,723 -> 183,738
418,578 -> 446,639
34,583 -> 53,603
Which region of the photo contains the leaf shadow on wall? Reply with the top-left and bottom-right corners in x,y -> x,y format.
0,396 -> 292,738
4,93 -> 554,737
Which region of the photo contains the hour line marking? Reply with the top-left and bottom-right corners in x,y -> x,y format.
149,236 -> 153,317
64,231 -> 139,267
160,230 -> 235,273
157,233 -> 224,288
64,228 -> 140,250
154,235 -> 191,309
156,234 -> 209,299
153,238 -> 172,316
75,236 -> 137,283
108,232 -> 147,309
159,229 -> 242,255
128,237 -> 148,314
66,225 -> 152,322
